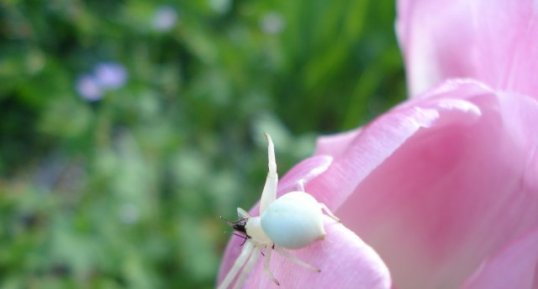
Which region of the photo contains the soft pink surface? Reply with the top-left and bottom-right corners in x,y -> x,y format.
392,1 -> 538,286
460,227 -> 538,289
308,80 -> 485,211
315,81 -> 538,289
397,0 -> 538,97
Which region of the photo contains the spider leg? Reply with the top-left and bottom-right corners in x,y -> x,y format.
237,208 -> 251,219
296,179 -> 306,192
232,245 -> 261,289
274,247 -> 321,273
259,133 -> 278,214
263,247 -> 280,286
319,202 -> 340,222
218,241 -> 255,289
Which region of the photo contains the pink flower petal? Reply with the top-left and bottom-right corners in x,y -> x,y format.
315,127 -> 362,156
314,80 -> 538,288
307,80 -> 484,211
277,155 -> 333,194
397,0 -> 538,97
461,227 -> 538,289
218,217 -> 391,289
218,79 -> 538,289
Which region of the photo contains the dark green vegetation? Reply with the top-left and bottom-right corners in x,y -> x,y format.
0,0 -> 404,288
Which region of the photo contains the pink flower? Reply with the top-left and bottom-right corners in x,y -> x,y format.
218,0 -> 538,288
315,80 -> 538,289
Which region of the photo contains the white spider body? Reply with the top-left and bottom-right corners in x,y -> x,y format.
261,191 -> 326,249
244,216 -> 272,246
218,134 -> 339,289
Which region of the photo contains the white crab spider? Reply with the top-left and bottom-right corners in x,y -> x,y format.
218,134 -> 339,289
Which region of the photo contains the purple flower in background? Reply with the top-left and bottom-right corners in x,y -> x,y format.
76,74 -> 103,101
94,62 -> 128,89
76,62 -> 128,101
152,6 -> 178,32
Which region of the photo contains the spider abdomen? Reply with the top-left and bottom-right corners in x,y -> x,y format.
261,191 -> 326,249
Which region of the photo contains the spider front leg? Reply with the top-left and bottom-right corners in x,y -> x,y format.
237,207 -> 251,219
218,241 -> 255,289
259,133 -> 279,214
296,179 -> 306,192
232,246 -> 260,289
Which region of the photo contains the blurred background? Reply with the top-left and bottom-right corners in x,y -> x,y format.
0,0 -> 405,288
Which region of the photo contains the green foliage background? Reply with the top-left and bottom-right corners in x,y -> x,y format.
0,0 -> 405,288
